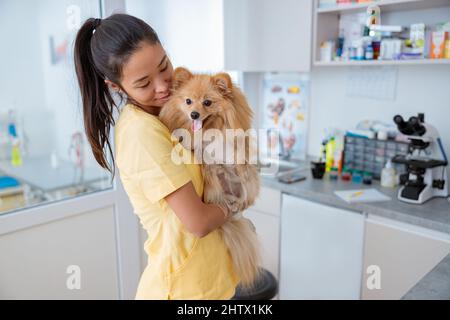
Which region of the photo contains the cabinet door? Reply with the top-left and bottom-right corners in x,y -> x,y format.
224,0 -> 313,72
362,215 -> 450,300
280,195 -> 364,299
245,209 -> 280,280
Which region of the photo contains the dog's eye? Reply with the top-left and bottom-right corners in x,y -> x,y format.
203,99 -> 212,107
186,98 -> 192,105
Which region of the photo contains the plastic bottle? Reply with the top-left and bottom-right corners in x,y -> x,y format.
8,110 -> 22,167
365,44 -> 374,60
320,139 -> 327,163
325,137 -> 336,172
381,159 -> 397,188
333,133 -> 345,173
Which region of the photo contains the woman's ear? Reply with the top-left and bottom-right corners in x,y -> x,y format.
173,67 -> 193,90
212,73 -> 233,98
105,79 -> 121,93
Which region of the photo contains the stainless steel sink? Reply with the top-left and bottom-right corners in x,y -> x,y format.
258,158 -> 307,176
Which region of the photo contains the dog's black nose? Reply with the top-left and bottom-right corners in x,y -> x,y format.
190,111 -> 200,120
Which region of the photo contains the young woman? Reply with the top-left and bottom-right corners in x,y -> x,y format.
74,14 -> 239,300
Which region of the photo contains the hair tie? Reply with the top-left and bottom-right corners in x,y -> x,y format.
92,18 -> 102,34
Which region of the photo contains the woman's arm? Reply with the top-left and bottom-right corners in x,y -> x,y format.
165,182 -> 228,238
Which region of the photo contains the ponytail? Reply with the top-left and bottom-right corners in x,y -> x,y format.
74,18 -> 116,175
73,14 -> 161,178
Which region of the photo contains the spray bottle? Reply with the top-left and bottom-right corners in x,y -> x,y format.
8,110 -> 22,167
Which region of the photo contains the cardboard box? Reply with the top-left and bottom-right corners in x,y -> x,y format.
431,31 -> 449,59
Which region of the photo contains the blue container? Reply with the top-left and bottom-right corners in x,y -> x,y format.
0,176 -> 20,189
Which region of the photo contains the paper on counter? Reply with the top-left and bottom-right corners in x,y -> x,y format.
335,189 -> 391,203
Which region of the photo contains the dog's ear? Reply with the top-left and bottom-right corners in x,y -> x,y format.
212,73 -> 233,98
172,67 -> 193,90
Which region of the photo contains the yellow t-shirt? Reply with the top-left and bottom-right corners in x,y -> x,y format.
115,104 -> 240,300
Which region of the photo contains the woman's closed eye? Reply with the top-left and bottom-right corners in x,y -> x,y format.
137,65 -> 168,89
160,63 -> 169,73
138,81 -> 150,89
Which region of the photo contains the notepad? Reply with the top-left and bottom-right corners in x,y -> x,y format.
334,189 -> 391,203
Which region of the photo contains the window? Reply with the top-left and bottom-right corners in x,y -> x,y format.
0,0 -> 112,215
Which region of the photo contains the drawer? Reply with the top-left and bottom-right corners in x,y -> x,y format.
251,186 -> 281,216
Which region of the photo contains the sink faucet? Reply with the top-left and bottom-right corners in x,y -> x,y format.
267,128 -> 291,161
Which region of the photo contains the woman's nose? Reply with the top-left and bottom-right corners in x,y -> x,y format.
154,77 -> 169,93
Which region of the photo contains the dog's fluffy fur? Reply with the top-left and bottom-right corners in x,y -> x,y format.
159,67 -> 261,288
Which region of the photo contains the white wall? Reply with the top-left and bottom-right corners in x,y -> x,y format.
125,0 -> 224,72
308,65 -> 450,159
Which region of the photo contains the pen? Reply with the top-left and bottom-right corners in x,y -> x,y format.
349,191 -> 364,198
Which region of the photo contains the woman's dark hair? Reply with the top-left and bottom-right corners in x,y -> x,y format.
74,14 -> 161,176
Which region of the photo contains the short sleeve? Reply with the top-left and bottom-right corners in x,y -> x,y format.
117,117 -> 191,204
138,156 -> 191,204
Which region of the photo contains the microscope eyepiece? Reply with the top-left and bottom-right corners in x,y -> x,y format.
393,114 -> 426,136
393,115 -> 404,125
394,115 -> 411,135
409,116 -> 419,126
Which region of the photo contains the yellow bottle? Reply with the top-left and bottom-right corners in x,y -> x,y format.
325,137 -> 335,172
11,142 -> 22,167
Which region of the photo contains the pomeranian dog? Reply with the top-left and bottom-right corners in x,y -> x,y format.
159,67 -> 261,288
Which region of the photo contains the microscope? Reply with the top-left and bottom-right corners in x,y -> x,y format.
392,113 -> 449,204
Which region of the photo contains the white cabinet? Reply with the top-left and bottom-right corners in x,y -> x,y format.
245,209 -> 280,280
244,186 -> 281,280
224,0 -> 313,72
279,195 -> 365,299
0,176 -> 142,300
362,215 -> 450,300
0,207 -> 120,299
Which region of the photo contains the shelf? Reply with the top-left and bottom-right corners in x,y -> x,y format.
317,0 -> 450,14
314,58 -> 450,66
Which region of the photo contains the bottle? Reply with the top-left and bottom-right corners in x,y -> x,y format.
11,140 -> 22,167
325,137 -> 336,172
8,110 -> 22,167
333,133 -> 344,173
381,160 -> 397,188
365,44 -> 374,60
320,139 -> 327,163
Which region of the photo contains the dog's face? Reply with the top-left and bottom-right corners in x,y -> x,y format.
167,67 -> 235,133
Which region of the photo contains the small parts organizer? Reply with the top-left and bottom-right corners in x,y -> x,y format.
343,135 -> 409,179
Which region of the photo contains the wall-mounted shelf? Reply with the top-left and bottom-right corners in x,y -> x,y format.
314,58 -> 450,66
313,0 -> 450,67
317,0 -> 450,14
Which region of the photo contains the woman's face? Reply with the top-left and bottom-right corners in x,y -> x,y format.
109,42 -> 174,111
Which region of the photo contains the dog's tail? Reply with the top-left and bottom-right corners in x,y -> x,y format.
220,217 -> 261,290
